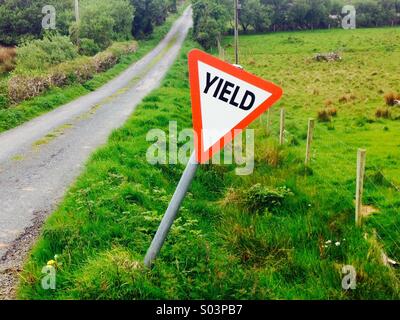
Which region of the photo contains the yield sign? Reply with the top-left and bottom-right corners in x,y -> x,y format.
188,49 -> 283,164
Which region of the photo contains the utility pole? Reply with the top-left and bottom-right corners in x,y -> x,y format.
234,0 -> 240,65
75,0 -> 80,24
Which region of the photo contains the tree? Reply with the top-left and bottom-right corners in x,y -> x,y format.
150,0 -> 169,26
131,0 -> 154,38
287,0 -> 310,29
192,0 -> 230,49
71,0 -> 134,50
239,0 -> 272,32
0,0 -> 47,45
0,0 -> 77,46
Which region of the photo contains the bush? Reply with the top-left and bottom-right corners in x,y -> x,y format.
8,75 -> 52,103
15,35 -> 78,75
384,92 -> 400,106
74,0 -> 134,50
8,41 -> 137,104
317,107 -> 337,122
192,0 -> 229,49
0,46 -> 16,73
79,38 -> 101,56
244,184 -> 293,214
375,107 -> 391,119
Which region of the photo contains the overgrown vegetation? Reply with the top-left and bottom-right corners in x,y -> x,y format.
18,30 -> 400,299
0,4 -> 187,132
8,40 -> 137,104
0,46 -> 16,73
0,0 -> 184,110
15,35 -> 79,75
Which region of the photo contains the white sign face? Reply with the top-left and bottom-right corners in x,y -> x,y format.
188,49 -> 283,164
198,61 -> 272,151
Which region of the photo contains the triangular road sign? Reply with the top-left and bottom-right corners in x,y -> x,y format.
188,49 -> 283,164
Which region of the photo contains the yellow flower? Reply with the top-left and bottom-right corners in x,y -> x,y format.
47,260 -> 56,266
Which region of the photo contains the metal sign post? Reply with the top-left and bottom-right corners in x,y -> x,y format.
144,152 -> 198,268
75,0 -> 80,23
234,0 -> 240,65
144,49 -> 283,268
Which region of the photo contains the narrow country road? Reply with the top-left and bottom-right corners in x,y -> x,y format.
0,7 -> 193,299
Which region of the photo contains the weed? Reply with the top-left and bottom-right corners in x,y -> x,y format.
375,107 -> 391,119
243,183 -> 294,214
317,108 -> 337,122
384,92 -> 398,106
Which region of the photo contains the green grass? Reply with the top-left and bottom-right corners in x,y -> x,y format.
18,28 -> 400,300
0,5 -> 187,134
220,27 -> 400,265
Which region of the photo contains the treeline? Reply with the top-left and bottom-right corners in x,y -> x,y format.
192,0 -> 400,49
0,0 -> 180,47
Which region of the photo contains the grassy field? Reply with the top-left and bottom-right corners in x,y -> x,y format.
0,5 -> 187,134
18,28 -> 400,299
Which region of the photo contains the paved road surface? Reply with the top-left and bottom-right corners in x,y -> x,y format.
0,7 -> 193,299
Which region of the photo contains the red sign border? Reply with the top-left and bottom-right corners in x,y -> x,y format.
188,49 -> 283,164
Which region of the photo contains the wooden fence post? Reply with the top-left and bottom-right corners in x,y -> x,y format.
305,118 -> 315,166
265,108 -> 271,132
279,108 -> 285,145
355,149 -> 367,227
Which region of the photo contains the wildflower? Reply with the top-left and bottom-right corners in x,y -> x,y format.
47,259 -> 56,266
325,240 -> 332,245
335,242 -> 341,247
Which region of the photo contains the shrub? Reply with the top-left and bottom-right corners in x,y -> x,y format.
8,75 -> 52,103
0,46 -> 16,73
375,107 -> 391,119
317,108 -> 337,122
53,56 -> 96,85
15,35 -> 78,75
244,184 -> 293,214
79,38 -> 101,56
192,0 -> 229,49
92,52 -> 119,73
107,42 -> 138,56
384,92 -> 399,106
8,41 -> 137,104
220,183 -> 294,214
75,0 -> 134,50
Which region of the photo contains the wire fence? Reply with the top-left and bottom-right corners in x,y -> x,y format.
260,107 -> 400,263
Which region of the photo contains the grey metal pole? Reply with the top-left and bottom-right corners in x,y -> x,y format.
75,0 -> 80,23
144,152 -> 199,268
234,0 -> 239,65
